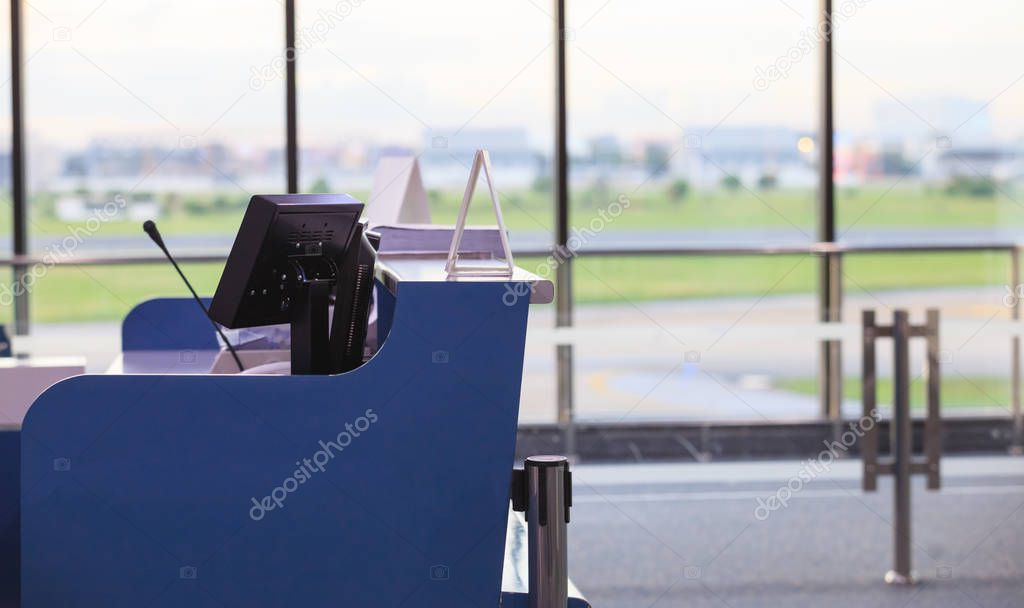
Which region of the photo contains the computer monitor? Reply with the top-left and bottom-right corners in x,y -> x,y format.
209,194 -> 379,375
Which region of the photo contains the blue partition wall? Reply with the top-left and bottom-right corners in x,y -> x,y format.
22,280 -> 532,607
122,297 -> 220,352
0,429 -> 17,608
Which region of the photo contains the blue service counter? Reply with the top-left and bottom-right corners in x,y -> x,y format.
1,257 -> 589,607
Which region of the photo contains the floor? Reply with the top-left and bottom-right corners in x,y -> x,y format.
568,456 -> 1024,607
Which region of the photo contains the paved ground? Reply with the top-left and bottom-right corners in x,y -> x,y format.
568,456 -> 1024,607
16,287 -> 1017,423
517,286 -> 1015,422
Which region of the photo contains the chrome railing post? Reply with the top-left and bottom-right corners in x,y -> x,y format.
886,310 -> 913,584
524,455 -> 571,608
1011,246 -> 1022,454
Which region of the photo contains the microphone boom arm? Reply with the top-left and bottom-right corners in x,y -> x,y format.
143,220 -> 244,372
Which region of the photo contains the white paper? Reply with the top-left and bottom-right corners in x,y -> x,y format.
366,155 -> 431,225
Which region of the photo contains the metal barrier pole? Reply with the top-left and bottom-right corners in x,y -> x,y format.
284,0 -> 299,193
557,343 -> 576,458
1012,246 -> 1022,454
525,456 -> 570,608
886,310 -> 914,584
925,309 -> 942,488
553,0 -> 576,461
817,0 -> 841,429
819,252 -> 844,441
10,0 -> 29,336
862,310 -> 879,491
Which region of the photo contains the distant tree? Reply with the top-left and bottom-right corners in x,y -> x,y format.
583,177 -> 611,209
757,174 -> 778,190
33,192 -> 58,218
945,175 -> 997,198
183,198 -> 209,215
644,144 -> 671,177
310,177 -> 331,194
720,174 -> 742,192
211,195 -> 232,211
668,179 -> 690,203
531,174 -> 553,193
162,193 -> 183,215
881,150 -> 915,175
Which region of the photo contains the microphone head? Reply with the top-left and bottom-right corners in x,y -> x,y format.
143,220 -> 166,249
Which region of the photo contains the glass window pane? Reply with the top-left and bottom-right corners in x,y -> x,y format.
0,6 -> 9,328
568,0 -> 818,244
844,251 -> 1014,416
297,0 -> 553,229
572,254 -> 818,422
567,0 -> 819,423
298,0 -> 557,418
26,1 -> 285,259
836,0 -> 1024,236
28,261 -> 224,370
21,1 -> 285,328
837,1 -> 1023,416
0,4 -> 9,260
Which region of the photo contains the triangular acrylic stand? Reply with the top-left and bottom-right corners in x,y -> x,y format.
444,149 -> 515,279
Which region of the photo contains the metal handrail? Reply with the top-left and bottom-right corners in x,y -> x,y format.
0,251 -> 229,267
0,240 -> 1020,267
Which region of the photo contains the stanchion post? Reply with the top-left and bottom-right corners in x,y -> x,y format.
523,455 -> 571,608
885,310 -> 914,584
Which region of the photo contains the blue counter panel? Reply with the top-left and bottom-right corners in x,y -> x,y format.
0,429 -> 18,608
22,280 -> 531,607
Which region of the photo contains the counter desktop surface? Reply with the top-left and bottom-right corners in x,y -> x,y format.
11,257 -> 588,607
108,258 -> 554,377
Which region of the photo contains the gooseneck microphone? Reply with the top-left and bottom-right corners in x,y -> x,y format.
143,220 -> 244,372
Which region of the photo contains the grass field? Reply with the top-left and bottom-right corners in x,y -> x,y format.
0,185 -> 1021,323
0,248 -> 1008,324
778,376 -> 1012,410
425,184 -> 1017,232
2,184 -> 1023,236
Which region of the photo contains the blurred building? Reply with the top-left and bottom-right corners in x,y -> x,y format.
675,126 -> 815,189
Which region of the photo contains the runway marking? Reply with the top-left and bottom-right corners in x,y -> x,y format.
574,484 -> 1024,504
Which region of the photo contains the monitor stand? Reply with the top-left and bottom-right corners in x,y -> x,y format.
289,256 -> 337,375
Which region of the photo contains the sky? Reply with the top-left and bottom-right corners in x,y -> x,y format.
3,0 -> 1022,150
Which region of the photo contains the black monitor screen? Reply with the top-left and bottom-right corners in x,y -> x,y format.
209,194 -> 364,330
